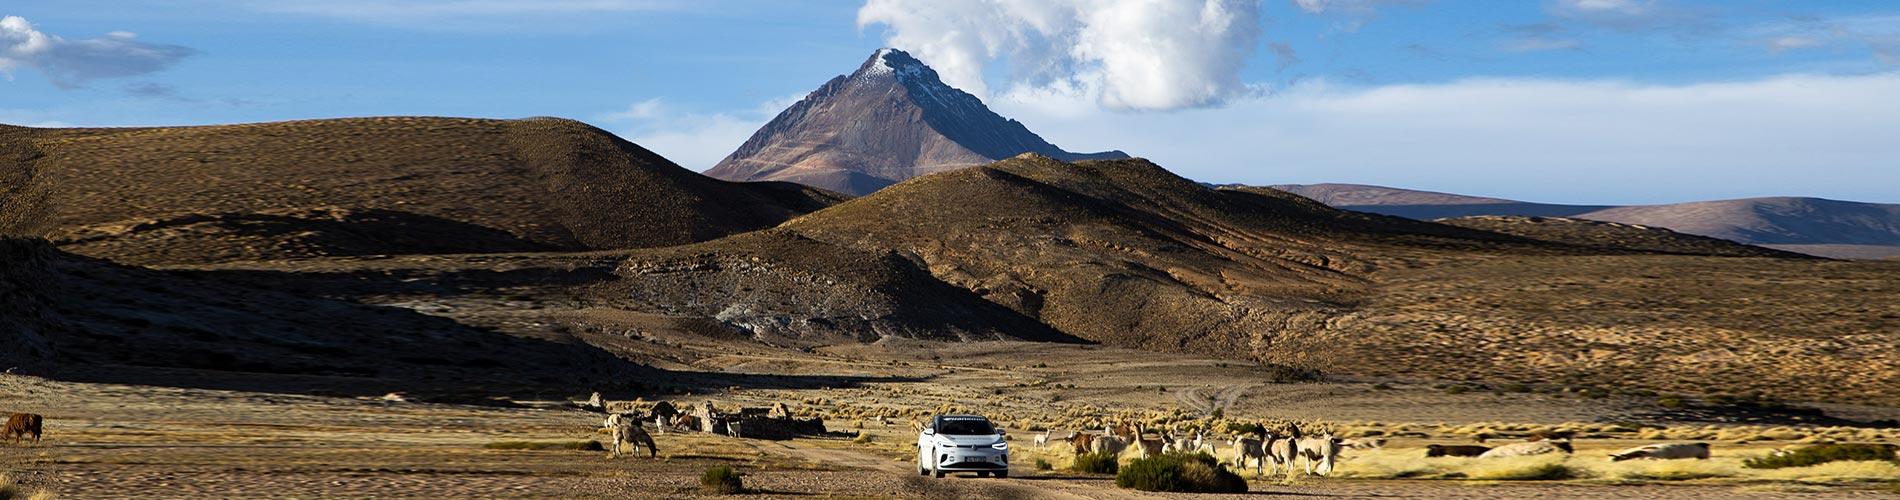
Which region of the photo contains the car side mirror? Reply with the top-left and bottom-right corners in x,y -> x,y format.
923,428 -> 935,435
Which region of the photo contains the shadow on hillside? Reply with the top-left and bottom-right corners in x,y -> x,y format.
19,360 -> 920,404
643,369 -> 927,394
167,265 -> 619,298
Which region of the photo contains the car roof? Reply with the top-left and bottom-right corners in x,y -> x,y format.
934,414 -> 990,422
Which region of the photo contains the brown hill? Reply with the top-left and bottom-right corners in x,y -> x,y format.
612,155 -> 1898,403
705,49 -> 1125,195
0,117 -> 842,265
688,154 -> 1536,354
1436,215 -> 1810,258
0,237 -> 644,393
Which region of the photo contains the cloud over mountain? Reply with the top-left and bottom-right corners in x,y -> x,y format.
0,16 -> 195,89
856,0 -> 1263,111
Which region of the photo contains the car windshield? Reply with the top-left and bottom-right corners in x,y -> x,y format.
937,418 -> 995,435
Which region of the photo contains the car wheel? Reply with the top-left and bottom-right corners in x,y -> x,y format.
994,470 -> 1008,479
975,471 -> 989,478
934,468 -> 945,478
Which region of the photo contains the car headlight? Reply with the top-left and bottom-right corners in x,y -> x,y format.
991,442 -> 1008,450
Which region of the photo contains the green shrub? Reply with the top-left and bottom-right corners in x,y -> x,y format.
1072,452 -> 1120,474
1115,453 -> 1247,493
1225,422 -> 1266,437
1657,395 -> 1686,409
483,440 -> 604,451
1444,385 -> 1469,395
700,465 -> 744,494
1744,444 -> 1898,469
1035,458 -> 1053,470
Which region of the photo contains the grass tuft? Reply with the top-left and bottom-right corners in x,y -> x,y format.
0,474 -> 54,500
1465,457 -> 1577,481
1595,458 -> 1735,481
1744,444 -> 1897,469
700,465 -> 744,494
1750,460 -> 1900,483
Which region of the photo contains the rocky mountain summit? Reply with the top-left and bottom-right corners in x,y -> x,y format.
704,49 -> 1125,195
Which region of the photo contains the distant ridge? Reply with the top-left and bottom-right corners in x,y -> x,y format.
1267,183 -> 1900,259
1267,183 -> 1615,219
704,49 -> 1126,195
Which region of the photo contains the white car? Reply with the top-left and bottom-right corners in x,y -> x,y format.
917,414 -> 1009,478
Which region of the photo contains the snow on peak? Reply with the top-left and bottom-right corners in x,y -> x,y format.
856,48 -> 931,80
861,48 -> 897,76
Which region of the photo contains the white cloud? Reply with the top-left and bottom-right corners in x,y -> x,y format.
1288,0 -> 1418,16
992,72 -> 1900,204
1766,36 -> 1822,54
1286,0 -> 1423,33
1292,0 -> 1327,13
604,98 -> 665,121
1544,0 -> 1685,32
236,0 -> 681,25
1551,0 -> 1650,15
856,0 -> 1263,111
596,95 -> 798,171
1,16 -> 195,89
1743,14 -> 1900,63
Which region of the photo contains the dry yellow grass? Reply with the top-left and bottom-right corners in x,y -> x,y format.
1591,457 -> 1738,481
1749,461 -> 1900,484
0,474 -> 56,500
1333,447 -> 1900,485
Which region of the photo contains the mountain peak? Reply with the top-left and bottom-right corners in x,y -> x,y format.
853,48 -> 927,79
705,48 -> 1128,195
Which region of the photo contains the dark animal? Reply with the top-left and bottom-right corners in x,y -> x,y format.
1069,432 -> 1098,455
1425,444 -> 1490,457
4,413 -> 43,445
1609,442 -> 1710,461
1525,430 -> 1577,442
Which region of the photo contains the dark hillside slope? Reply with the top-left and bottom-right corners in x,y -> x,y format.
0,117 -> 842,264
0,238 -> 645,393
606,229 -> 1074,344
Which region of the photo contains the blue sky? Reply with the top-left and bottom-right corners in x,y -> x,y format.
3,1 -> 1898,204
